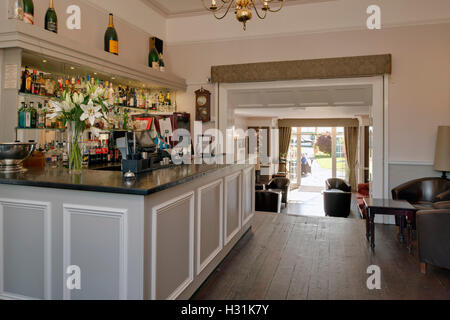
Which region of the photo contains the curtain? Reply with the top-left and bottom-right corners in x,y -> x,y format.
279,127 -> 292,159
344,127 -> 359,191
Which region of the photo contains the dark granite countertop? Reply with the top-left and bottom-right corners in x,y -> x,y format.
0,163 -> 252,196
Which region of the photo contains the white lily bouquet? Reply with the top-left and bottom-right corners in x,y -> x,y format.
47,84 -> 110,172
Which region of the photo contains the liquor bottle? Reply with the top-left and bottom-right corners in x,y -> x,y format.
45,101 -> 53,128
20,68 -> 28,92
24,102 -> 32,128
8,0 -> 24,20
95,141 -> 102,163
104,13 -> 119,55
123,87 -> 130,107
30,70 -> 36,94
23,0 -> 34,24
25,68 -> 32,93
89,140 -> 96,165
18,101 -> 26,128
148,38 -> 159,70
37,102 -> 45,128
141,91 -> 146,109
132,89 -> 137,108
62,142 -> 69,168
159,54 -> 165,72
108,82 -> 115,105
38,73 -> 46,95
82,140 -> 90,168
102,140 -> 108,163
29,101 -> 37,128
45,0 -> 58,33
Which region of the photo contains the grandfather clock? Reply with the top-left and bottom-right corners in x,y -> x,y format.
195,88 -> 211,122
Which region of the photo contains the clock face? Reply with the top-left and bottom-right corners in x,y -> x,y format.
197,95 -> 207,107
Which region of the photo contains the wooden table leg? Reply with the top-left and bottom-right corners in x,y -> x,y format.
406,212 -> 413,254
365,208 -> 370,241
370,210 -> 375,249
399,216 -> 405,244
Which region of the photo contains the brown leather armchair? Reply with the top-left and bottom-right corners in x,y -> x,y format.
417,207 -> 450,273
392,177 -> 450,228
392,177 -> 450,210
255,190 -> 282,213
266,177 -> 290,204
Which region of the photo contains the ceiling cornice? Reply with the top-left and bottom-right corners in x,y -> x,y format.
140,0 -> 170,17
143,0 -> 336,19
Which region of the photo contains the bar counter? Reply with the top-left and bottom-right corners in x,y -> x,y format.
0,162 -> 255,300
0,162 -> 250,196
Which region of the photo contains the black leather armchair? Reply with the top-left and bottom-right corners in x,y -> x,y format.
417,207 -> 450,273
255,190 -> 282,213
324,178 -> 352,218
323,190 -> 352,217
266,177 -> 290,204
326,178 -> 352,192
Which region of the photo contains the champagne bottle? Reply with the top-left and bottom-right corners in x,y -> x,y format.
159,54 -> 165,72
104,14 -> 119,55
148,38 -> 159,70
23,0 -> 34,24
45,0 -> 58,33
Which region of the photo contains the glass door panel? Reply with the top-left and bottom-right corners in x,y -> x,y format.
287,128 -> 299,187
336,127 -> 348,180
300,127 -> 333,188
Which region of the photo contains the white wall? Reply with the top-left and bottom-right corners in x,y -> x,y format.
167,0 -> 450,44
167,22 -> 450,165
2,0 -> 166,67
85,0 -> 166,40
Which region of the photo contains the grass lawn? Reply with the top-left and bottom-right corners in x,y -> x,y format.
316,157 -> 347,170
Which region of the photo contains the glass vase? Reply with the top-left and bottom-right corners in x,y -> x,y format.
67,121 -> 84,174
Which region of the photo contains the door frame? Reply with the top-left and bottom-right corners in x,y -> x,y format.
217,76 -> 390,223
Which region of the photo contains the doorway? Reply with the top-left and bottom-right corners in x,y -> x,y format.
287,127 -> 348,192
219,76 -> 389,220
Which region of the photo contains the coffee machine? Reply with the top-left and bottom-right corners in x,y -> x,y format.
116,131 -> 174,174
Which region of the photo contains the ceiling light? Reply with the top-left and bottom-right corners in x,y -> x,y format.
42,59 -> 47,63
70,66 -> 75,70
202,0 -> 285,30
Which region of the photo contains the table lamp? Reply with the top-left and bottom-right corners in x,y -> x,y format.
434,126 -> 450,179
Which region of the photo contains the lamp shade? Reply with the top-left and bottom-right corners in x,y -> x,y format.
434,126 -> 450,172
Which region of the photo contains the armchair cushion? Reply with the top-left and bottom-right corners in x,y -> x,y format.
358,183 -> 370,197
433,201 -> 450,209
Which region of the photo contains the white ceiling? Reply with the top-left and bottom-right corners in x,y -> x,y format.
145,0 -> 337,17
231,84 -> 372,119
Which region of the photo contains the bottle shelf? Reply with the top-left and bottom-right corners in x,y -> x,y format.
16,127 -> 66,131
115,105 -> 174,115
19,92 -> 54,100
19,93 -> 175,116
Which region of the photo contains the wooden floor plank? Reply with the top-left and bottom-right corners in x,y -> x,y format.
192,212 -> 450,300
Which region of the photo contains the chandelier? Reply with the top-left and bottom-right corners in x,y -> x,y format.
202,0 -> 286,30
